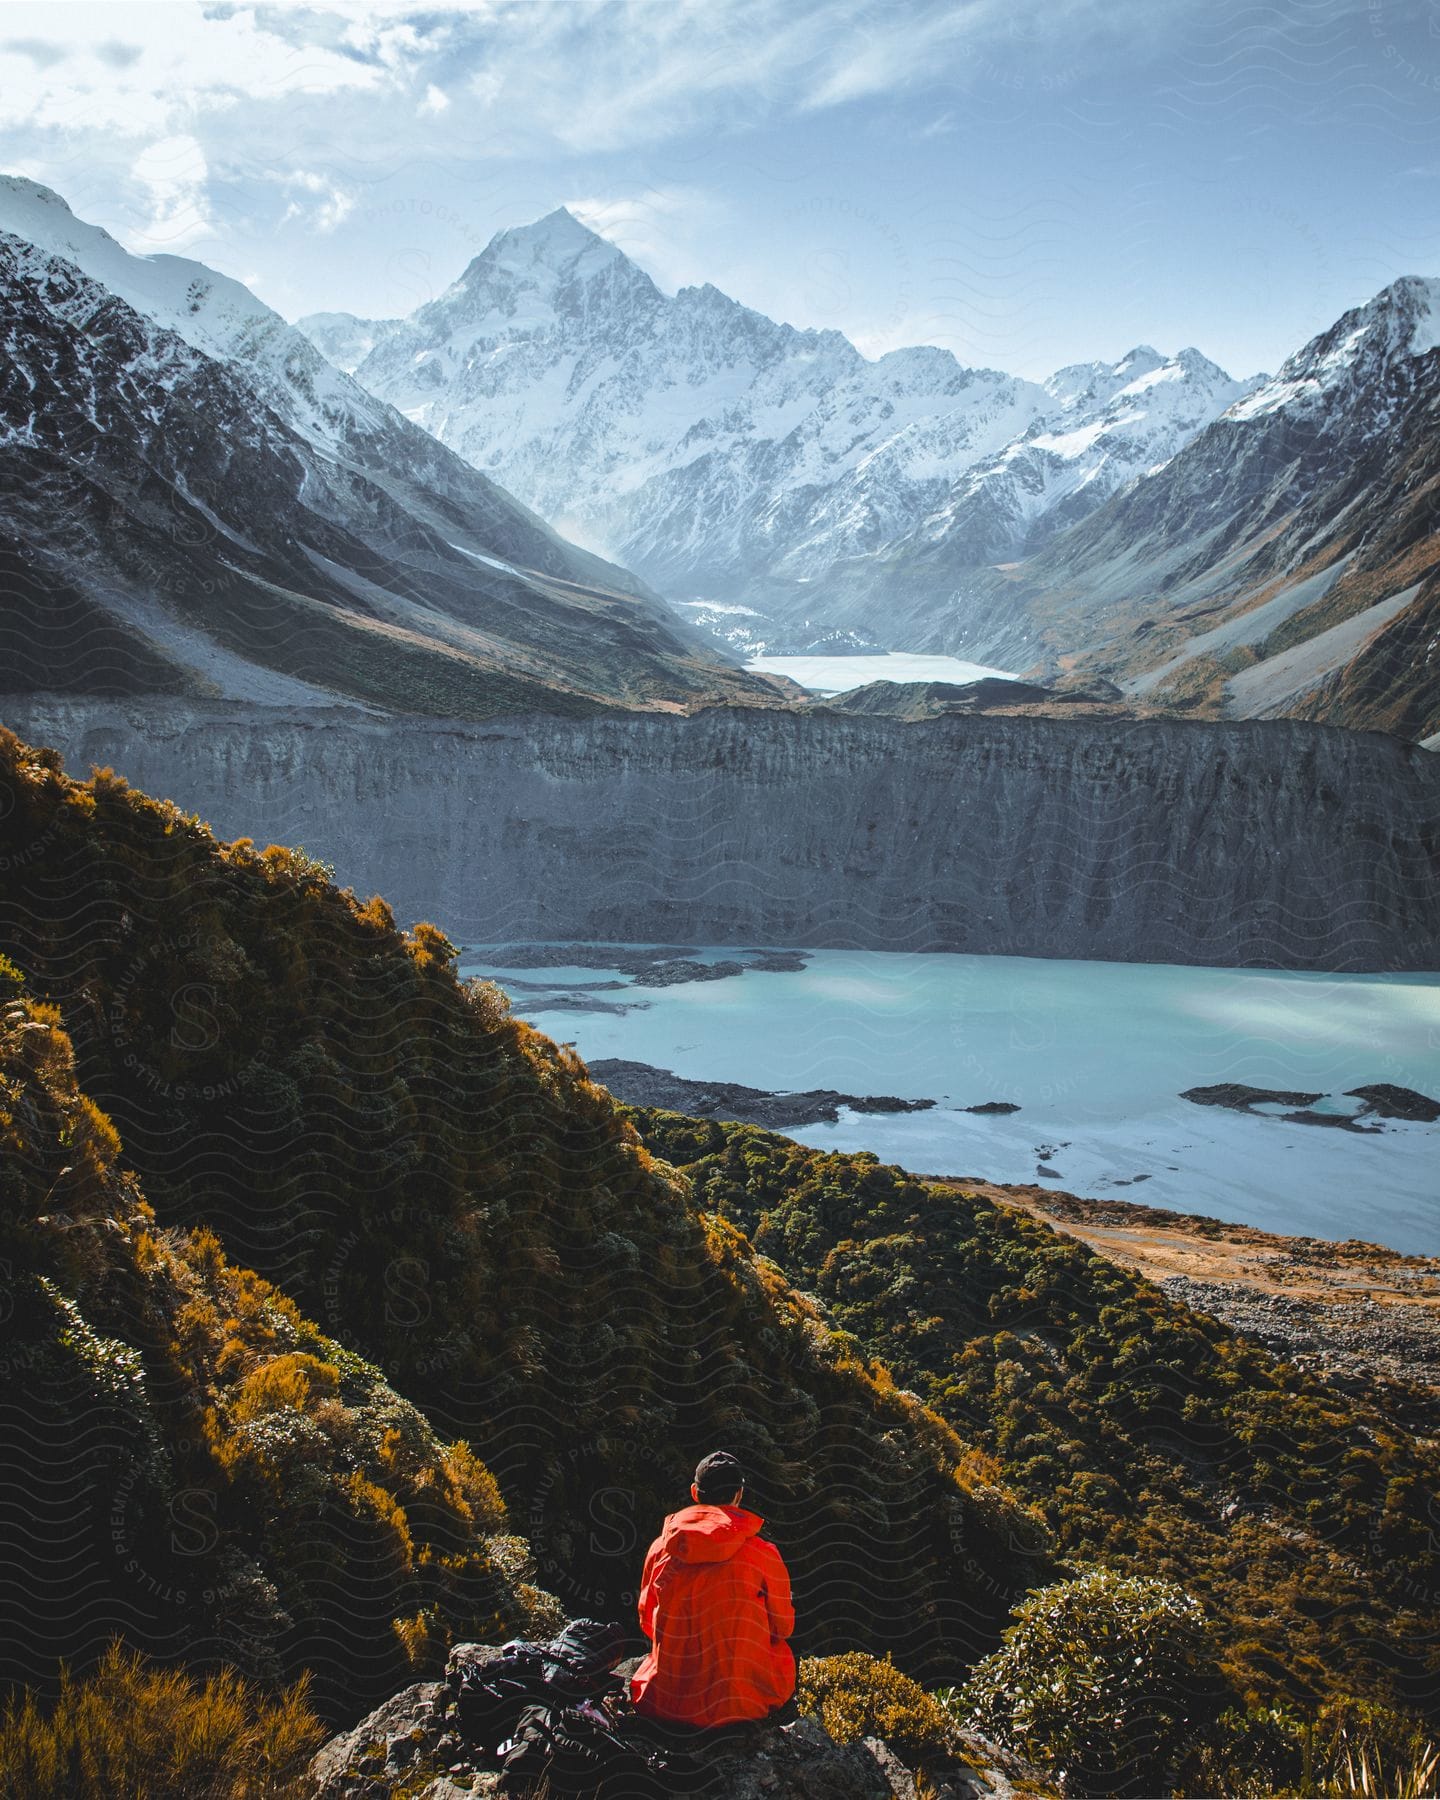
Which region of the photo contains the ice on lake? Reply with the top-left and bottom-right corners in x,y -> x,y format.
457,946 -> 1440,1255
743,652 -> 1017,694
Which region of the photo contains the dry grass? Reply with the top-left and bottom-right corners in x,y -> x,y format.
0,1642 -> 324,1799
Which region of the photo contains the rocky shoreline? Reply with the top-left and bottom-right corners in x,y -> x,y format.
590,1059 -> 938,1130
462,945 -> 813,1016
474,944 -> 810,983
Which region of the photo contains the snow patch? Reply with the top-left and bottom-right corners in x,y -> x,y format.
448,542 -> 520,577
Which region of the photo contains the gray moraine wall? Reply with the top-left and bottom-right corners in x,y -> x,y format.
4,699 -> 1438,970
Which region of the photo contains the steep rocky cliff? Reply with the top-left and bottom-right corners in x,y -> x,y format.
6,700 -> 1436,970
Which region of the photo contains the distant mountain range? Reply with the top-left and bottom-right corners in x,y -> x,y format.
302,208 -> 1258,647
0,178 -> 772,718
814,275 -> 1440,745
303,209 -> 1440,743
1,175 -> 1433,741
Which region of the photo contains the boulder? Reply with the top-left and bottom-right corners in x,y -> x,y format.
309,1679 -> 454,1798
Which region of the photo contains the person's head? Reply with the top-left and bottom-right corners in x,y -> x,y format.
691,1450 -> 745,1507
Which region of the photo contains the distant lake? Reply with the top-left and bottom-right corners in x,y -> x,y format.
743,652 -> 1016,693
458,946 -> 1440,1254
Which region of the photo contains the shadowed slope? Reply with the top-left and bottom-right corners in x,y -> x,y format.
0,729 -> 1047,1705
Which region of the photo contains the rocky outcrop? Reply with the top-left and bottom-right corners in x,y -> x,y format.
585,1059 -> 936,1130
1181,1082 -> 1440,1129
5,700 -> 1437,971
307,1643 -> 1042,1800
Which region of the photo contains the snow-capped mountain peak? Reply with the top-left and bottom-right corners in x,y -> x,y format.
1173,344 -> 1226,373
1111,347 -> 1236,405
417,205 -> 659,348
1345,274 -> 1440,357
1044,345 -> 1169,412
469,205 -> 625,282
1228,274 -> 1440,421
295,309 -> 405,375
0,172 -> 382,448
298,206 -> 1255,621
1112,344 -> 1165,380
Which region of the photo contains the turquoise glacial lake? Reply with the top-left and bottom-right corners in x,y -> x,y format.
458,947 -> 1440,1255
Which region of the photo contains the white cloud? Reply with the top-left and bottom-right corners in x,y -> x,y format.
129,132 -> 212,251
0,3 -> 386,136
464,1 -> 845,153
0,0 -> 1217,187
270,167 -> 359,234
803,6 -> 978,111
564,187 -> 723,293
0,0 -> 1227,329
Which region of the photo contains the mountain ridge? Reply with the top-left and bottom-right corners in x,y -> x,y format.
0,177 -> 778,717
300,210 -> 1252,639
298,212 -> 1437,739
860,272 -> 1440,740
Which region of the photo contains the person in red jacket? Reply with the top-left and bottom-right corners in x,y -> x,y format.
631,1451 -> 796,1728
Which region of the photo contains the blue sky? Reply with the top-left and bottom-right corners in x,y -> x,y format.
2,0 -> 1437,379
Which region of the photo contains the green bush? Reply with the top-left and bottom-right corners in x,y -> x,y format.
958,1568 -> 1225,1795
0,997 -> 550,1716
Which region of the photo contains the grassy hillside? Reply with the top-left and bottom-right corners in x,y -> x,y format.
6,718 -> 1437,1770
0,728 -> 1046,1712
0,984 -> 553,1718
627,1114 -> 1440,1725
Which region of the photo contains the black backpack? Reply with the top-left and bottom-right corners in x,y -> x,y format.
455,1620 -> 629,1763
497,1698 -> 677,1798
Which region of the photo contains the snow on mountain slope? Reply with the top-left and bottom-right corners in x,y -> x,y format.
296,310 -> 408,375
793,343 -> 1258,596
0,174 -> 385,452
0,177 -> 687,613
0,213 -> 775,717
1229,275 -> 1440,422
302,208 -> 1245,626
337,206 -> 915,583
835,277 -> 1440,740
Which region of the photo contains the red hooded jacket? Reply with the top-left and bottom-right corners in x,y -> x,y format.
630,1503 -> 795,1726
